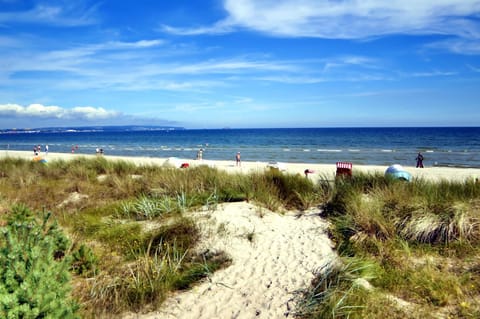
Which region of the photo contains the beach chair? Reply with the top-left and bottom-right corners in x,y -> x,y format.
336,162 -> 352,177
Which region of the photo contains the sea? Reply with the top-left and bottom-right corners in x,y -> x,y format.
1,127 -> 479,168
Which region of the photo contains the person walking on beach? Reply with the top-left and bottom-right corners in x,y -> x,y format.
235,152 -> 241,166
416,152 -> 424,168
45,144 -> 48,155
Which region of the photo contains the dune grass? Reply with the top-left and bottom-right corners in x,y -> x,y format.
3,156 -> 478,318
299,172 -> 480,318
0,157 -> 329,317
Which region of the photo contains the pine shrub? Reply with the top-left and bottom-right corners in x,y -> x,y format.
0,205 -> 79,318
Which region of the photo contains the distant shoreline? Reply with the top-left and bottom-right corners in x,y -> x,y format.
0,125 -> 185,134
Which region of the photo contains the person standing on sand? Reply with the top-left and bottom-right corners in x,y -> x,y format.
416,152 -> 424,168
304,169 -> 314,178
45,144 -> 48,155
236,152 -> 241,166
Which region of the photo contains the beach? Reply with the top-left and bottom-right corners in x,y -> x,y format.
2,150 -> 480,318
2,150 -> 480,183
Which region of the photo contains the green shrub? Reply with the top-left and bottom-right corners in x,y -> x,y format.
71,244 -> 98,276
0,205 -> 79,318
144,217 -> 200,256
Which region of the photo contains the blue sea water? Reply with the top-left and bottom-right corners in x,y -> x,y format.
1,127 -> 479,168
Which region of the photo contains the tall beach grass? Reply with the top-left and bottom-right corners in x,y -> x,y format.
0,157 -> 329,317
300,172 -> 480,318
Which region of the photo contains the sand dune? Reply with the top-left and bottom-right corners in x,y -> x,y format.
123,202 -> 336,319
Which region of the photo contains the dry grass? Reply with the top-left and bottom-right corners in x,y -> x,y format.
0,157 -> 328,317
301,172 -> 480,319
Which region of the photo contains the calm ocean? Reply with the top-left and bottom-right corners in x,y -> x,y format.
1,127 -> 479,168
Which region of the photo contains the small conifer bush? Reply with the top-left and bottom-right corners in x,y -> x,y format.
0,205 -> 79,318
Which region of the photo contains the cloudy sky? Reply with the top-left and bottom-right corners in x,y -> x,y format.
1,0 -> 479,129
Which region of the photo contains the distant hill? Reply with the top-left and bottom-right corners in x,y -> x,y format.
0,125 -> 185,134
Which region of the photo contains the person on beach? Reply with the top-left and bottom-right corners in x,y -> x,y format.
45,144 -> 48,155
416,152 -> 424,168
304,169 -> 314,178
197,148 -> 203,160
236,152 -> 241,166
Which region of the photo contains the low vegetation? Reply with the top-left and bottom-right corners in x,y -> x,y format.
0,156 -> 327,317
2,157 -> 479,318
0,205 -> 79,318
297,173 -> 480,319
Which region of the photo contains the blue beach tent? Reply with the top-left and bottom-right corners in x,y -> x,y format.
385,164 -> 412,181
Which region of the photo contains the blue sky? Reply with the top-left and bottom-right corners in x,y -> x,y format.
1,0 -> 480,129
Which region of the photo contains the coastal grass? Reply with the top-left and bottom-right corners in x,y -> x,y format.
0,156 -> 328,317
3,156 -> 478,318
299,172 -> 480,318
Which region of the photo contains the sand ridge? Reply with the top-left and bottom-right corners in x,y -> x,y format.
123,202 -> 336,319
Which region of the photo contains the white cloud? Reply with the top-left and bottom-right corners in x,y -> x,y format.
69,106 -> 119,120
0,38 -> 167,81
118,39 -> 165,48
0,2 -> 99,26
163,0 -> 480,39
411,71 -> 457,77
256,75 -> 326,84
169,59 -> 295,74
97,40 -> 166,50
160,20 -> 234,35
425,38 -> 480,55
467,64 -> 480,72
323,56 -> 378,72
0,103 -> 119,120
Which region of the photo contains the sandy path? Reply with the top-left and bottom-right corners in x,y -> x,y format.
123,202 -> 336,319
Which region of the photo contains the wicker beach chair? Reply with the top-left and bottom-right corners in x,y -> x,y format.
336,162 -> 353,177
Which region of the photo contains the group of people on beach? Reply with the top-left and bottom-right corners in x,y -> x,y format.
194,146 -> 241,167
31,142 -> 425,173
33,144 -> 48,156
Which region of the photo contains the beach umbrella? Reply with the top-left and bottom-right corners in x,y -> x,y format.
385,164 -> 411,181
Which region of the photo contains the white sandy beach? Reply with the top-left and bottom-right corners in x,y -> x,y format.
2,150 -> 480,318
2,149 -> 480,183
